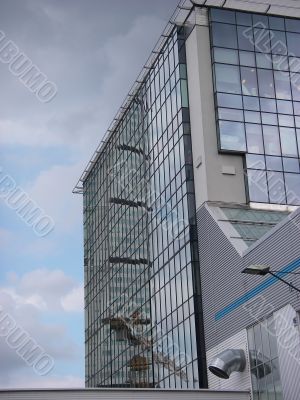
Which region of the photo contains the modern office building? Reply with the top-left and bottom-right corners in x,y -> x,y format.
74,0 -> 300,398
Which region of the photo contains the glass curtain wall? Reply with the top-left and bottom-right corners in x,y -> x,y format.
247,316 -> 283,400
83,26 -> 205,389
210,8 -> 300,206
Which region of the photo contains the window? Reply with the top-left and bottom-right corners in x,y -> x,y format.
274,71 -> 291,99
244,96 -> 260,111
217,93 -> 243,109
269,16 -> 285,31
241,67 -> 258,96
280,127 -> 298,157
266,156 -> 283,171
277,99 -> 293,114
247,169 -> 268,202
285,173 -> 300,204
287,32 -> 300,56
218,107 -> 244,121
247,317 -> 283,400
254,28 -> 270,53
246,123 -> 264,153
246,154 -> 265,169
236,12 -> 252,27
238,26 -> 254,51
257,69 -> 275,98
267,171 -> 286,204
219,120 -> 246,152
239,51 -> 256,67
263,125 -> 281,155
256,53 -> 272,69
272,55 -> 288,70
270,30 -> 287,55
211,23 -> 238,48
210,8 -> 235,24
283,157 -> 300,173
291,75 -> 300,101
215,64 -> 241,94
210,10 -> 300,207
214,47 -> 238,64
260,98 -> 276,112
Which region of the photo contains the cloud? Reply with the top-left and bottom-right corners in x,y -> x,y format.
0,289 -> 78,385
0,13 -> 165,158
0,267 -> 84,386
5,268 -> 81,312
0,228 -> 13,249
61,285 -> 84,313
25,162 -> 83,234
0,373 -> 84,389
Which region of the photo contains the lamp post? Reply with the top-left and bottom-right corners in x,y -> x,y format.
242,264 -> 300,294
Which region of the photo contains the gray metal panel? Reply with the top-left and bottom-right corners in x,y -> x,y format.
197,205 -> 300,351
0,389 -> 250,400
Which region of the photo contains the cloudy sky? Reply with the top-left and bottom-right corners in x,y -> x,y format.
0,0 -> 178,388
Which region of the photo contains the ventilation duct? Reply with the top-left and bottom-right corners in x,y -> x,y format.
209,349 -> 246,379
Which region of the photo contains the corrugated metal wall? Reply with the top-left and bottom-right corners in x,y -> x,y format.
0,388 -> 250,400
206,330 -> 251,392
197,205 -> 300,351
196,206 -> 300,399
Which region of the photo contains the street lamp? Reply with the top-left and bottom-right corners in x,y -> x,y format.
242,264 -> 300,294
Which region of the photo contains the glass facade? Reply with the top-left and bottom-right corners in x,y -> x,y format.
248,317 -> 283,400
83,26 -> 205,389
210,8 -> 300,206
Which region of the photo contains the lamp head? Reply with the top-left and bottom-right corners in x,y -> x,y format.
242,265 -> 270,276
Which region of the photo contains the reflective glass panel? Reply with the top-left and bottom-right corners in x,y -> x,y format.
218,107 -> 244,121
247,169 -> 269,202
256,53 -> 272,69
263,125 -> 281,155
274,71 -> 292,99
219,120 -> 246,151
260,98 -> 276,112
257,69 -> 275,98
246,154 -> 265,169
254,28 -> 270,53
287,32 -> 300,56
238,26 -> 254,51
280,127 -> 298,157
283,157 -> 300,172
241,67 -> 258,96
212,23 -> 238,48
246,123 -> 264,153
266,156 -> 283,171
239,51 -> 256,67
285,173 -> 300,204
271,30 -> 287,55
214,47 -> 238,64
243,96 -> 260,111
217,92 -> 243,108
261,113 -> 277,125
267,171 -> 286,204
215,64 -> 241,94
236,12 -> 252,27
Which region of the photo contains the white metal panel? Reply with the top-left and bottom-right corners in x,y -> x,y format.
205,0 -> 227,7
268,5 -> 300,17
0,388 -> 250,400
207,330 -> 252,392
224,0 -> 269,13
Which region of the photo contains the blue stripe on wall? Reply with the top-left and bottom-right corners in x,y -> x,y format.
215,257 -> 300,321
